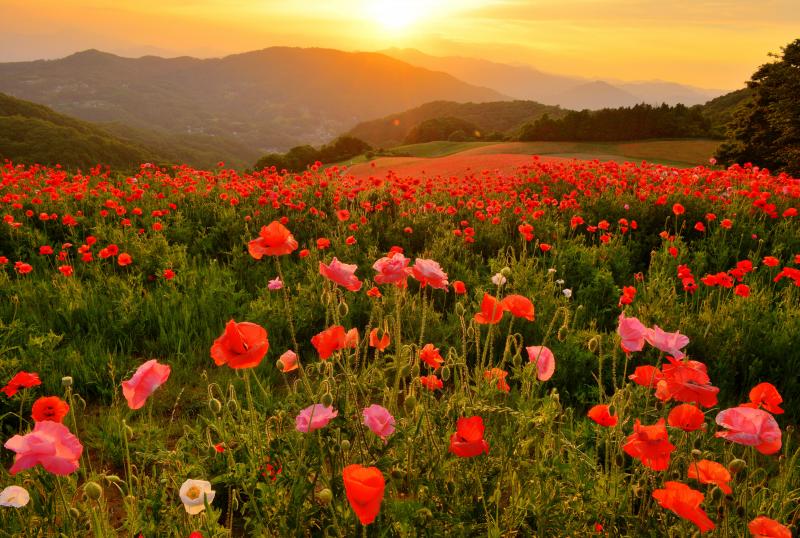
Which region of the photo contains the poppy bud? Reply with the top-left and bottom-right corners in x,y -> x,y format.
710,486 -> 724,502
84,481 -> 103,500
417,485 -> 429,501
440,366 -> 451,381
339,439 -> 350,452
321,392 -> 334,407
588,336 -> 599,352
122,422 -> 134,440
315,488 -> 333,505
500,267 -> 511,277
398,364 -> 410,378
105,474 -> 122,484
403,396 -> 417,413
415,508 -> 433,521
728,459 -> 746,474
275,359 -> 285,370
208,398 -> 222,414
337,301 -> 349,317
455,302 -> 465,316
614,453 -> 625,467
320,381 -> 330,393
550,388 -> 560,402
691,449 -> 702,458
410,364 -> 420,378
61,376 -> 73,388
227,399 -> 240,413
70,507 -> 81,519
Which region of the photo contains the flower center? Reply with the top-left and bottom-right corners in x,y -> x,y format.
186,486 -> 201,500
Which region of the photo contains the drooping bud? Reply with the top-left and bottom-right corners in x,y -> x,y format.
315,488 -> 333,505
208,398 -> 222,414
84,481 -> 103,501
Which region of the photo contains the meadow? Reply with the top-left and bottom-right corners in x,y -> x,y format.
0,156 -> 799,536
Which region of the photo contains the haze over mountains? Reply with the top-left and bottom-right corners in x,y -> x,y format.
383,48 -> 726,110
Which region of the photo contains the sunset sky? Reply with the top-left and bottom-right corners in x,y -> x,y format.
1,0 -> 797,89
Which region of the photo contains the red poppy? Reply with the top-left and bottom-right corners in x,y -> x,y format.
311,325 -> 347,360
342,464 -> 385,525
628,365 -> 663,387
247,221 -> 298,258
419,344 -> 444,370
369,328 -> 390,351
31,396 -> 70,423
623,418 -> 675,471
667,404 -> 706,432
748,516 -> 792,538
474,293 -> 504,324
587,404 -> 618,427
687,460 -> 732,495
672,203 -> 685,216
741,382 -> 784,414
118,253 -> 133,266
316,238 -> 331,250
449,416 -> 489,458
660,357 -> 719,408
336,209 -> 351,222
366,286 -> 382,298
500,294 -> 534,321
1,371 -> 42,397
652,481 -> 715,533
483,368 -> 510,392
419,375 -> 443,391
210,320 -> 269,369
452,280 -> 467,294
762,256 -> 779,267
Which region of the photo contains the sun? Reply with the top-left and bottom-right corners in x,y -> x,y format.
368,0 -> 426,30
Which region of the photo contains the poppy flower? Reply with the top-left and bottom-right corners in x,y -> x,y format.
474,293 -> 504,324
342,464 -> 385,525
667,404 -> 705,432
211,320 -> 269,369
748,517 -> 792,538
419,343 -> 444,370
373,252 -> 412,287
247,221 -> 298,258
762,256 -> 779,267
278,350 -> 299,372
652,481 -> 715,533
661,357 -> 719,408
526,345 -> 555,381
672,203 -> 685,216
0,485 -> 30,507
121,359 -> 171,410
618,313 -> 647,352
453,280 -> 467,294
629,365 -> 663,387
623,418 -> 675,471
344,328 -> 359,348
688,460 -> 732,495
587,404 -> 618,427
411,258 -> 449,290
1,371 -> 41,398
500,294 -> 534,321
118,253 -> 132,266
366,286 -> 382,298
179,479 -> 215,515
268,277 -> 283,290
644,326 -> 690,359
316,238 -> 331,250
369,328 -> 390,351
31,396 -> 70,423
4,421 -> 83,475
741,382 -> 784,414
419,375 -> 443,391
311,325 -> 347,360
449,416 -> 489,458
362,404 -> 395,441
319,258 -> 362,291
483,368 -> 510,392
295,404 -> 338,433
715,406 -> 782,455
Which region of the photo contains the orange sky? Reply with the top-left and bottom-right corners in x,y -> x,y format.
1,0 -> 797,89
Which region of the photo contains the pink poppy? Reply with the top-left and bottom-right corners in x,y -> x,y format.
372,252 -> 412,287
278,350 -> 299,372
344,328 -> 359,348
319,258 -> 362,291
526,346 -> 555,381
121,359 -> 171,410
618,313 -> 647,352
644,325 -> 690,359
715,406 -> 782,455
4,421 -> 83,475
362,404 -> 395,442
295,404 -> 338,433
410,259 -> 449,290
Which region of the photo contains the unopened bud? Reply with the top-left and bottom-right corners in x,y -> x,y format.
500,267 -> 512,277
61,376 -> 73,388
410,364 -> 420,378
691,449 -> 702,458
440,366 -> 451,381
416,508 -> 433,521
403,396 -> 417,413
315,488 -> 333,505
69,507 -> 81,519
275,359 -> 285,370
84,481 -> 103,500
208,398 -> 222,414
321,392 -> 334,407
339,439 -> 350,452
728,459 -> 746,474
710,487 -> 724,502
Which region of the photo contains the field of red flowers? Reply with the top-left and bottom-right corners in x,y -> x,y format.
0,156 -> 799,536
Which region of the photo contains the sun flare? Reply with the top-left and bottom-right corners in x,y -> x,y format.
368,0 -> 425,30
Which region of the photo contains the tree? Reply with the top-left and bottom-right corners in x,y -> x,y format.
717,39 -> 800,175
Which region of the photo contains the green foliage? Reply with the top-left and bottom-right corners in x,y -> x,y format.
403,116 -> 481,144
254,136 -> 372,172
717,38 -> 800,175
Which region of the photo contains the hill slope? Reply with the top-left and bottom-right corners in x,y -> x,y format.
0,92 -> 159,169
347,100 -> 566,148
0,47 -> 505,153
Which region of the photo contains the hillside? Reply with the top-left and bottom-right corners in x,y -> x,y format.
0,92 -> 158,169
347,100 -> 565,148
701,88 -> 753,137
0,47 -> 505,153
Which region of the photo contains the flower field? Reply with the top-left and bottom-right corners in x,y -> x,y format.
0,157 -> 799,536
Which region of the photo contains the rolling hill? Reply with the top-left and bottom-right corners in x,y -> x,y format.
0,47 -> 505,153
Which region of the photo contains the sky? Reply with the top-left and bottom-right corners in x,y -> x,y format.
1,0 -> 797,89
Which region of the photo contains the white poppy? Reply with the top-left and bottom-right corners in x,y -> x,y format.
179,479 -> 215,515
491,273 -> 506,286
562,289 -> 573,299
0,485 -> 30,508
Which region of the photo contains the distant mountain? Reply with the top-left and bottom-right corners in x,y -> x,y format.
0,47 -> 505,153
0,92 -> 159,169
382,48 -> 726,110
347,100 -> 565,148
